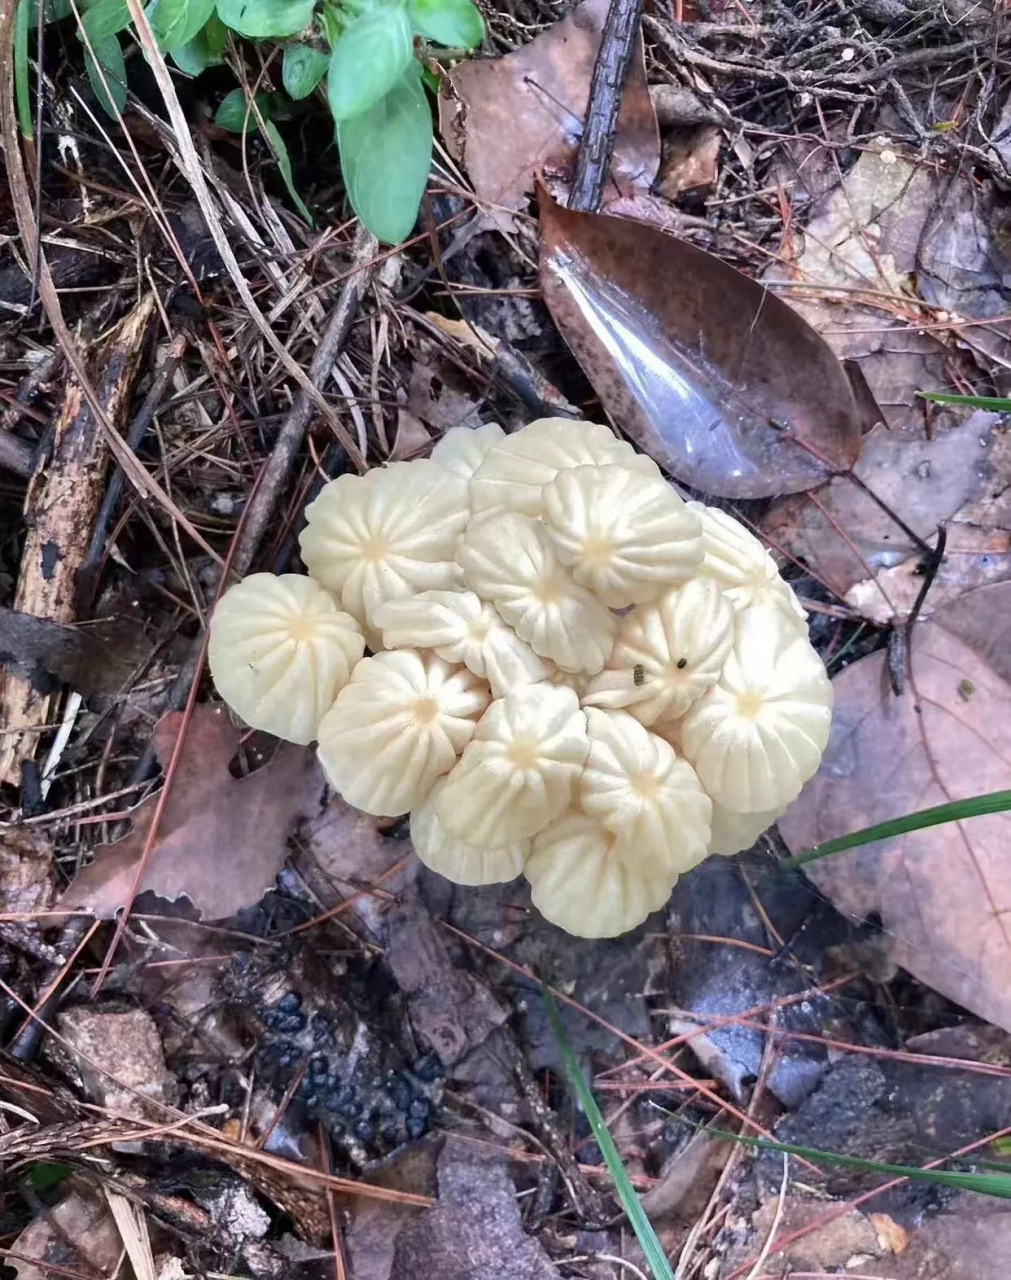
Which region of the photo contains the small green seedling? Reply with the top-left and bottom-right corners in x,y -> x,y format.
14,0 -> 485,242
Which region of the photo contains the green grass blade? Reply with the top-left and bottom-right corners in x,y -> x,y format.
711,1128 -> 1011,1199
780,790 -> 1011,869
15,0 -> 34,141
918,391 -> 1011,411
544,991 -> 675,1280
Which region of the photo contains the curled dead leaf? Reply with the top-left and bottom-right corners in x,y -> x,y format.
538,193 -> 865,498
59,705 -> 325,920
778,584 -> 1011,1031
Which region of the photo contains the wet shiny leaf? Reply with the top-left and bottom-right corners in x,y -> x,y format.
538,194 -> 865,499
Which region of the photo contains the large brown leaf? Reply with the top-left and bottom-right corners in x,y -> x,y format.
60,705 -> 324,919
538,195 -> 864,498
440,0 -> 658,214
778,585 -> 1011,1031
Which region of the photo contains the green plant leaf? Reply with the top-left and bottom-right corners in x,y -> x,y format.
147,0 -> 216,50
918,390 -> 1011,412
709,1127 -> 1011,1201
780,790 -> 1011,870
261,118 -> 313,223
215,0 -> 314,39
170,12 -> 227,71
84,32 -> 127,117
337,62 -> 431,243
327,4 -> 413,121
26,0 -> 74,23
214,85 -> 272,131
282,42 -> 330,99
409,0 -> 482,49
26,1162 -> 73,1191
545,992 -> 675,1280
15,0 -> 33,141
80,0 -> 131,41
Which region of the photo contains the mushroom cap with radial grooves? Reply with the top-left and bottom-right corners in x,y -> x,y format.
316,649 -> 489,816
707,799 -> 781,856
208,573 -> 365,745
580,708 -> 712,878
411,777 -> 530,885
430,422 -> 506,479
469,417 -> 661,517
298,461 -> 470,643
680,604 -> 832,813
373,589 -> 550,697
457,511 -> 615,673
583,577 -> 735,724
434,682 -> 589,846
525,812 -> 674,938
542,463 -> 703,606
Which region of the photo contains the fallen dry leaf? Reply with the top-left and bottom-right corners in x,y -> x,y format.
778,588 -> 1011,1032
9,1187 -> 123,1280
538,193 -> 865,497
764,410 -> 1010,612
440,0 -> 658,213
0,828 -> 53,914
654,124 -> 722,199
60,705 -> 324,919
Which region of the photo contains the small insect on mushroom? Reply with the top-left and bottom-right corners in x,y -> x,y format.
633,664 -> 645,686
676,657 -> 688,670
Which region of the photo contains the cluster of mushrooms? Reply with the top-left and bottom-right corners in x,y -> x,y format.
209,419 -> 832,938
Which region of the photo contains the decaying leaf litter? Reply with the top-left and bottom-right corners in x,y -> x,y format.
1,0 -> 1011,1276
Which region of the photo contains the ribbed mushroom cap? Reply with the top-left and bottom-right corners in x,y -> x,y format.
316,649 -> 489,816
457,511 -> 615,674
469,418 -> 660,518
373,589 -> 549,697
208,573 -> 364,745
525,812 -> 674,938
430,422 -> 506,479
299,461 -> 470,645
542,464 -> 703,606
707,800 -> 781,856
410,777 -> 530,885
580,708 -> 712,878
680,604 -> 832,813
434,683 -> 589,846
583,578 -> 734,724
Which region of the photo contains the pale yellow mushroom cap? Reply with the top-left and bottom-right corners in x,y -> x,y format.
457,511 -> 615,674
689,500 -> 807,629
316,649 -> 490,816
372,589 -> 550,697
430,422 -> 506,480
680,604 -> 832,813
469,418 -> 661,518
299,461 -> 470,642
434,683 -> 589,846
708,800 -> 781,856
542,464 -> 703,607
580,708 -> 712,878
525,813 -> 674,938
583,578 -> 735,725
208,573 -> 365,746
411,777 -> 530,885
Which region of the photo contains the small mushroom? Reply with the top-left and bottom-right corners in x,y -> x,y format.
411,777 -> 530,885
525,812 -> 673,938
708,800 -> 780,856
689,500 -> 807,628
430,422 -> 506,479
457,511 -> 615,673
542,464 -> 703,606
372,589 -> 550,697
434,683 -> 589,846
469,418 -> 660,517
316,649 -> 490,816
299,461 -> 470,644
583,578 -> 735,724
208,573 -> 365,745
680,604 -> 832,813
580,708 -> 712,877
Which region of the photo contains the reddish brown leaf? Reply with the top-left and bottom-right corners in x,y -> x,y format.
778,588 -> 1011,1031
60,705 -> 324,920
538,194 -> 864,498
439,0 -> 658,214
